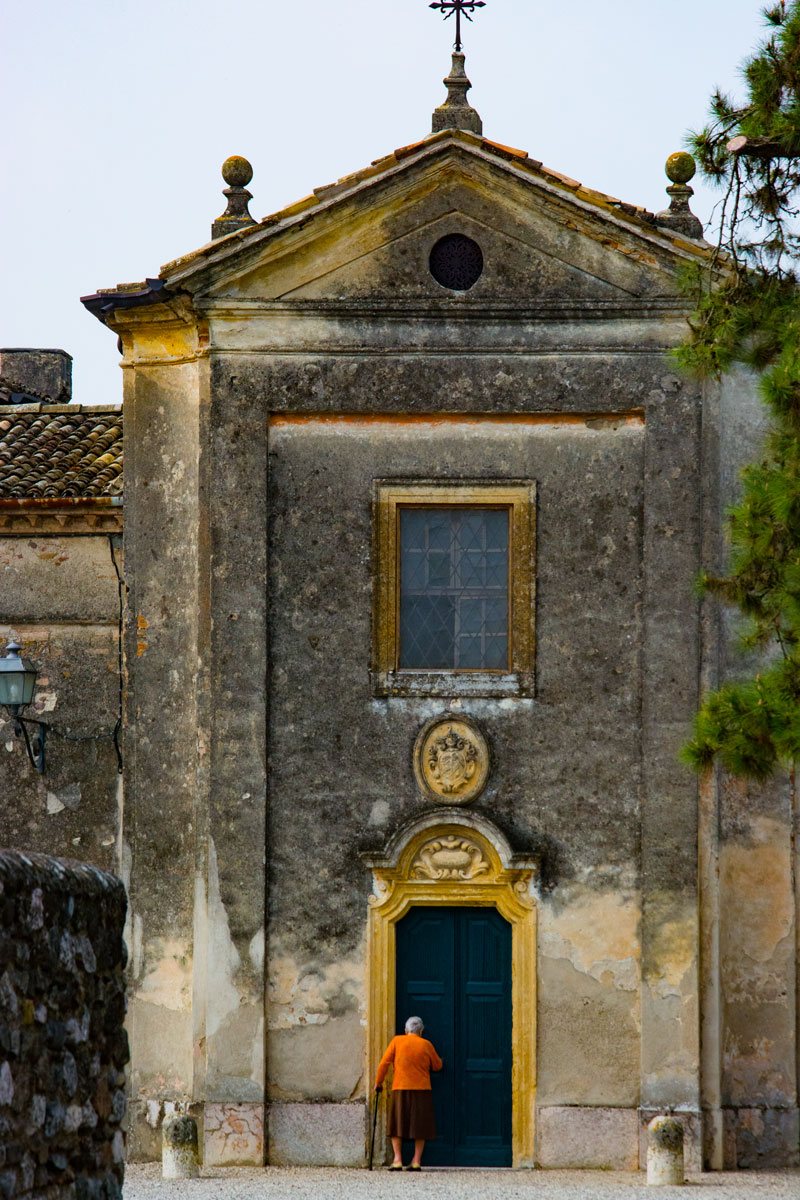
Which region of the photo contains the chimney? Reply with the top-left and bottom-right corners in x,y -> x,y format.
0,349 -> 73,405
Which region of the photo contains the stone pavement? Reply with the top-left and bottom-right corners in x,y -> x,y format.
125,1163 -> 800,1200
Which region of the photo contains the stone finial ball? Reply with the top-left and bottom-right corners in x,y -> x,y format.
222,156 -> 253,187
666,152 -> 697,184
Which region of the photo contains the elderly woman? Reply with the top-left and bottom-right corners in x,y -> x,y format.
375,1015 -> 443,1171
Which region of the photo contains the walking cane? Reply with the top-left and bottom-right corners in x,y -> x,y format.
368,1087 -> 380,1170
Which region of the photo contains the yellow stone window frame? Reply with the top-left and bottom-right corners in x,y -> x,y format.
372,481 -> 537,698
365,818 -> 538,1168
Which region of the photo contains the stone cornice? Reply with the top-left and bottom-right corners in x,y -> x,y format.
0,498 -> 123,536
197,297 -> 693,321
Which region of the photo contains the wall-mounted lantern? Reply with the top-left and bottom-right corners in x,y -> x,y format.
0,642 -> 47,773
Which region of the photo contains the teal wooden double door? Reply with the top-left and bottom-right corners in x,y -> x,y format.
395,906 -> 512,1167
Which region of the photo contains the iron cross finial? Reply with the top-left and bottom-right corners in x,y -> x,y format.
429,0 -> 487,52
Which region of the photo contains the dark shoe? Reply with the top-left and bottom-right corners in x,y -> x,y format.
389,1163 -> 404,1171
406,1164 -> 422,1171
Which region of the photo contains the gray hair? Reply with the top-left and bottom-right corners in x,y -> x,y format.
405,1016 -> 424,1035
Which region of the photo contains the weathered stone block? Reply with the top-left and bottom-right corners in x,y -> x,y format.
204,1103 -> 264,1166
537,1105 -> 639,1169
724,1105 -> 800,1168
268,1102 -> 364,1167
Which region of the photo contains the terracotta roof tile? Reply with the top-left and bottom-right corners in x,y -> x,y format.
482,138 -> 529,160
0,405 -> 123,500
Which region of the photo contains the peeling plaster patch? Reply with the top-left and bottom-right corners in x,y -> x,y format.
645,919 -> 696,998
249,929 -> 265,973
46,794 -> 65,816
723,1036 -> 791,1106
145,1099 -> 162,1129
641,984 -> 699,1100
34,691 -> 57,714
205,837 -> 242,1039
137,938 -> 192,1011
120,840 -> 133,959
268,955 -> 363,1030
724,940 -> 795,1007
368,800 -> 390,827
540,889 -> 640,992
268,1011 -> 364,1102
193,863 -> 209,1062
722,817 -> 793,968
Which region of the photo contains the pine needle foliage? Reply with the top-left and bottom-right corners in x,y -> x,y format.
681,2 -> 800,781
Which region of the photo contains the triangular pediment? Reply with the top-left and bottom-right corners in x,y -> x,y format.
157,134 -> 710,307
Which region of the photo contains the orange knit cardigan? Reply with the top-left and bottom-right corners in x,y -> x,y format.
376,1034 -> 443,1091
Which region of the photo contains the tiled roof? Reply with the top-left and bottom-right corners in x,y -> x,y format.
0,405 -> 123,499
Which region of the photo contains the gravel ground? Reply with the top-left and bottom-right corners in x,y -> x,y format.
125,1163 -> 800,1200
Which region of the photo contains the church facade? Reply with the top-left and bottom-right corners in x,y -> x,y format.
1,55 -> 798,1172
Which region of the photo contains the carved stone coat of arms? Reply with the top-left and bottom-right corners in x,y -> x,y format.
413,716 -> 489,805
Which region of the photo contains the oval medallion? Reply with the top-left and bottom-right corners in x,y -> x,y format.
413,716 -> 490,805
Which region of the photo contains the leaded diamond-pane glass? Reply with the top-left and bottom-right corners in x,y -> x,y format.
399,507 -> 510,670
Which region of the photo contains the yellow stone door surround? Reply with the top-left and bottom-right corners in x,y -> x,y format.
363,809 -> 538,1168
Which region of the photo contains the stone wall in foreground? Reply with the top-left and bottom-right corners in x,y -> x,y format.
0,850 -> 128,1199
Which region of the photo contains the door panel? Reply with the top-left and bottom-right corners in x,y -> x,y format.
395,906 -> 512,1167
395,908 -> 456,1158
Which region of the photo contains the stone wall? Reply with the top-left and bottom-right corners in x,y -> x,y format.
0,850 -> 128,1199
0,535 -> 123,872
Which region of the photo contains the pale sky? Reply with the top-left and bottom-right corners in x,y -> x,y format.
1,1 -> 766,407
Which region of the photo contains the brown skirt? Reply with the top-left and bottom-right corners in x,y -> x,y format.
387,1089 -> 437,1140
